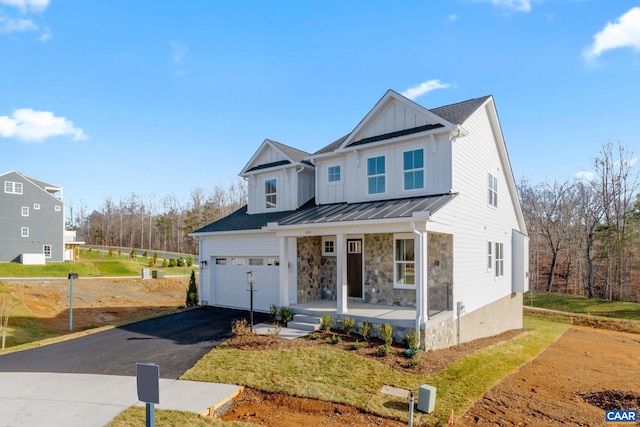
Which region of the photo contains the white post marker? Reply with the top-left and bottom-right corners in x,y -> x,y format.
136,363 -> 160,427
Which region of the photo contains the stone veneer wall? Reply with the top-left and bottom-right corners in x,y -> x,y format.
364,234 -> 416,306
296,236 -> 321,303
427,233 -> 453,312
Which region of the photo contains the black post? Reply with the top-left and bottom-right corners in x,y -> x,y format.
250,281 -> 254,331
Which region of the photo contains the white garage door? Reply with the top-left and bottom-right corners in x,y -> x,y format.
213,256 -> 280,311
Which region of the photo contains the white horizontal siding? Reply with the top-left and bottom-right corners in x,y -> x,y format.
435,105 -> 520,315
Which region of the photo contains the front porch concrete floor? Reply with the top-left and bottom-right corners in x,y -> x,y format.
290,300 -> 417,328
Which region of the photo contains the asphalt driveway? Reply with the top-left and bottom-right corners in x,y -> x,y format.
0,306 -> 268,379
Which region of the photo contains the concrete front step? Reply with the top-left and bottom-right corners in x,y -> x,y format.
287,314 -> 322,331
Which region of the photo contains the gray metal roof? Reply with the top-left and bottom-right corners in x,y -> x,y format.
192,194 -> 456,234
278,194 -> 456,226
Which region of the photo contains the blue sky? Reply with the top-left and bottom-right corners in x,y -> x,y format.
1,0 -> 639,214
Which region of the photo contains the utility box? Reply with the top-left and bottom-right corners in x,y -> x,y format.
417,384 -> 436,413
152,270 -> 164,279
141,268 -> 150,279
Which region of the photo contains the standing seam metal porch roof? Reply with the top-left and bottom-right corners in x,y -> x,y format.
277,193 -> 457,226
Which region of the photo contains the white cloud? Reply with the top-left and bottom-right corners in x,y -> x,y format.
474,0 -> 531,13
0,15 -> 36,33
38,24 -> 49,40
0,0 -> 50,13
0,108 -> 88,142
448,13 -> 458,22
401,80 -> 452,100
575,170 -> 595,181
583,7 -> 640,61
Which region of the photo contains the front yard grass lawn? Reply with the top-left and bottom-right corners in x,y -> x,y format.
152,315 -> 567,426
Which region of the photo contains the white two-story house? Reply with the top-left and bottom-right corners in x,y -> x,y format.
191,90 -> 528,349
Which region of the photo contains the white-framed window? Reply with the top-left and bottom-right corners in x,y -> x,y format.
215,257 -> 227,265
43,245 -> 52,258
367,156 -> 385,194
322,236 -> 336,256
21,227 -> 29,237
249,258 -> 264,266
328,165 -> 341,183
55,205 -> 61,212
487,241 -> 493,272
266,258 -> 280,266
403,149 -> 424,190
4,181 -> 23,194
34,203 -> 40,210
495,242 -> 504,278
488,173 -> 498,207
22,206 -> 29,216
231,257 -> 245,265
347,240 -> 362,254
394,234 -> 415,288
265,178 -> 277,209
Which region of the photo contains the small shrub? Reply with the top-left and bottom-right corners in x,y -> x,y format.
307,332 -> 321,340
278,306 -> 294,325
118,249 -> 122,256
231,319 -> 253,337
341,317 -> 355,335
108,248 -> 115,257
147,258 -> 154,267
162,257 -> 168,268
405,331 -> 420,350
169,258 -> 177,268
320,313 -> 332,331
327,334 -> 342,345
403,348 -> 422,358
407,358 -> 421,369
186,270 -> 198,307
129,249 -> 137,258
360,321 -> 373,341
186,255 -> 194,267
267,324 -> 282,337
153,252 -> 158,263
143,251 -> 148,258
377,344 -> 390,357
177,257 -> 184,267
379,323 -> 393,346
269,304 -> 279,322
350,340 -> 364,351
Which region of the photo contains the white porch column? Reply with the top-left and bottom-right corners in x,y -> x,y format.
279,236 -> 289,306
413,229 -> 427,348
336,233 -> 348,314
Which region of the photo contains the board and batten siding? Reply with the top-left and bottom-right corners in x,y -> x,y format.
247,167 -> 298,214
316,134 -> 452,205
435,104 -> 521,315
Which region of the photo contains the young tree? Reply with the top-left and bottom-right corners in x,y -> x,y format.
186,270 -> 198,307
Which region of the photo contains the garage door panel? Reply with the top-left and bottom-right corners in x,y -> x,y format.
213,257 -> 280,311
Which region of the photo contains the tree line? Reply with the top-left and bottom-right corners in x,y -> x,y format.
520,141 -> 640,302
67,179 -> 247,255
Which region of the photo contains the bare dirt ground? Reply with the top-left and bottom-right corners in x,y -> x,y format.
5,277 -> 188,334
5,280 -> 640,426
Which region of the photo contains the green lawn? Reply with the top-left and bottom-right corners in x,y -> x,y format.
525,291 -> 640,320
173,315 -> 568,426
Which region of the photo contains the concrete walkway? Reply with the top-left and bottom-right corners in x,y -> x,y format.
0,372 -> 241,426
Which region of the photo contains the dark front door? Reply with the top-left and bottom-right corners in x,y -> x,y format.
347,239 -> 363,298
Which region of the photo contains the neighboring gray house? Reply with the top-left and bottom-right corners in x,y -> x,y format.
0,171 -> 65,263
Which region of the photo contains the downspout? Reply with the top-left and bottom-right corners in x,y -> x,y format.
411,222 -> 424,350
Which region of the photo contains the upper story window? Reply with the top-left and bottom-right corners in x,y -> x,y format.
34,203 -> 40,210
328,165 -> 341,183
5,181 -> 23,194
21,227 -> 29,237
22,206 -> 29,216
55,205 -> 61,212
403,149 -> 424,190
495,242 -> 504,278
488,173 -> 498,207
367,156 -> 386,194
265,179 -> 277,209
487,241 -> 493,272
394,234 -> 415,288
43,245 -> 52,258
